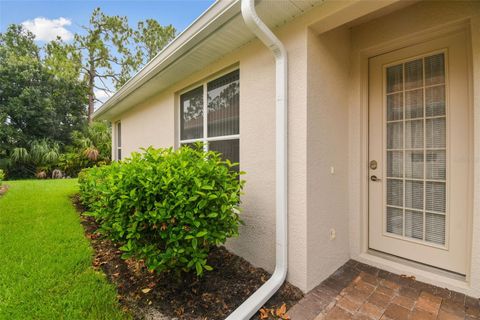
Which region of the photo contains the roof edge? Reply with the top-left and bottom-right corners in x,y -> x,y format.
93,0 -> 241,120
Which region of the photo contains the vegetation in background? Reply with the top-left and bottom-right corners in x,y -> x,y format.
7,121 -> 111,178
0,8 -> 176,178
134,19 -> 176,63
0,179 -> 128,320
79,146 -> 245,277
0,169 -> 4,186
75,8 -> 135,123
59,121 -> 112,177
10,139 -> 61,178
73,8 -> 176,123
0,25 -> 88,178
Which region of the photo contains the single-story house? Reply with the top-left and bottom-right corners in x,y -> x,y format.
94,0 -> 480,305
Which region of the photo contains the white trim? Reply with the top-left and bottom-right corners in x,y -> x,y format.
180,134 -> 240,144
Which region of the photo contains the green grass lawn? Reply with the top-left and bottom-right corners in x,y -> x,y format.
0,179 -> 128,320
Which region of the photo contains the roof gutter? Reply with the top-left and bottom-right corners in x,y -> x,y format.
226,0 -> 288,319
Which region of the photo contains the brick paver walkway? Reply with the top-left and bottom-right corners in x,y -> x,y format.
287,260 -> 480,320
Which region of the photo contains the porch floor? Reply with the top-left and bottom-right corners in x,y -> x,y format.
287,260 -> 480,320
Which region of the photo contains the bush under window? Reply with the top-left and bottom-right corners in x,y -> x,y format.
79,145 -> 244,276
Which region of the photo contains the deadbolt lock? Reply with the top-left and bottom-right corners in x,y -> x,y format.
369,160 -> 378,170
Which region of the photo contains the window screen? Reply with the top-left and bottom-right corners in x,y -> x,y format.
180,86 -> 204,140
179,70 -> 240,166
207,70 -> 239,137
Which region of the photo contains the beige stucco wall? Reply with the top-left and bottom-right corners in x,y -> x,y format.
110,0 -> 480,296
119,91 -> 175,155
305,26 -> 351,291
111,10 -> 313,290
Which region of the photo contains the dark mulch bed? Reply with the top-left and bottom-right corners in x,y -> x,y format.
72,195 -> 303,320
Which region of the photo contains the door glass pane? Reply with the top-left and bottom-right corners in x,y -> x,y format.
387,122 -> 403,149
425,54 -> 445,86
387,179 -> 403,207
387,64 -> 403,93
405,59 -> 423,90
425,213 -> 445,245
426,150 -> 446,180
405,89 -> 423,119
387,93 -> 403,121
387,207 -> 403,236
387,151 -> 403,178
405,150 -> 423,179
426,85 -> 445,117
426,118 -> 446,148
405,180 -> 424,210
207,70 -> 240,137
405,120 -> 423,149
384,52 -> 447,245
426,181 -> 446,213
405,210 -> 423,240
181,86 -> 204,140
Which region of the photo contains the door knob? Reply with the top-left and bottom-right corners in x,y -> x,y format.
370,175 -> 381,182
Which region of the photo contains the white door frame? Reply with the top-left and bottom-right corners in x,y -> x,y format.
353,20 -> 478,294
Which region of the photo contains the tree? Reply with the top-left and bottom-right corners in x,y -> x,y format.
0,24 -> 39,62
0,25 -> 88,177
134,19 -> 176,65
44,38 -> 83,81
75,9 -> 177,123
74,8 -> 137,123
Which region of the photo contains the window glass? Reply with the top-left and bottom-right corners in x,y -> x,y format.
180,86 -> 204,140
116,122 -> 122,160
209,139 -> 239,171
117,122 -> 122,147
179,71 -> 240,167
207,70 -> 239,137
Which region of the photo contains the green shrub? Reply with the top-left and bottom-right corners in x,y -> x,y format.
79,145 -> 245,276
0,169 -> 4,185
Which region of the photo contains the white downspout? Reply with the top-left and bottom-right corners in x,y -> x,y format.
225,0 -> 288,319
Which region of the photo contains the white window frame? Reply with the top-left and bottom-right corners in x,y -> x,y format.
178,68 -> 240,154
115,121 -> 122,161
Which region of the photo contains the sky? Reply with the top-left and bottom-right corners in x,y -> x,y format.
0,0 -> 215,105
0,1 -> 215,39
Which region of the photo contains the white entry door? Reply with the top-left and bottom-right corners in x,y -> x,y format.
368,31 -> 471,275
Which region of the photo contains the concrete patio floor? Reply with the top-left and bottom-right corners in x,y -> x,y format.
287,260 -> 480,320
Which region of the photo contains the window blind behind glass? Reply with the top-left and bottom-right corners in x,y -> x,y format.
207,70 -> 239,138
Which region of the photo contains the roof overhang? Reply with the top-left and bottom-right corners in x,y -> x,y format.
93,0 -> 323,120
